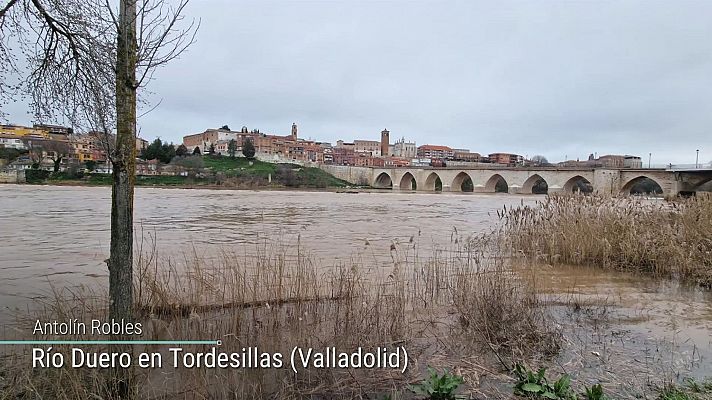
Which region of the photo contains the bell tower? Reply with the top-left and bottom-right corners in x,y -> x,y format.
291,123 -> 298,141
380,129 -> 390,157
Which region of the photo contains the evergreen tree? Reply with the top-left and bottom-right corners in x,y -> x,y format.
160,142 -> 176,163
142,138 -> 176,163
193,146 -> 201,155
176,144 -> 188,157
227,139 -> 237,158
242,138 -> 255,159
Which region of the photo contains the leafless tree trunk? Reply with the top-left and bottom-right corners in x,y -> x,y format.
109,0 -> 137,395
2,2 -> 197,395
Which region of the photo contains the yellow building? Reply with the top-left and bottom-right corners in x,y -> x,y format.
0,124 -> 51,140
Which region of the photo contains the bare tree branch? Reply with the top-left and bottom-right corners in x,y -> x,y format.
0,0 -> 20,19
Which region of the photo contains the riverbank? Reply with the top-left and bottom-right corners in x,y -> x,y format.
2,228 -> 710,399
12,156 -> 360,190
8,178 -> 367,192
0,192 -> 710,399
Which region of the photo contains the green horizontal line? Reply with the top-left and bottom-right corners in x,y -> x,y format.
0,340 -> 219,345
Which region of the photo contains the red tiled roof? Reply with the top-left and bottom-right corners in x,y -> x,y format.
418,144 -> 453,151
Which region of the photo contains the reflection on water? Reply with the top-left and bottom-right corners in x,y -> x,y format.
535,264 -> 712,383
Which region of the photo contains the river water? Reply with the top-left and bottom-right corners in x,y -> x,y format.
0,185 -> 528,311
1,184 -> 711,382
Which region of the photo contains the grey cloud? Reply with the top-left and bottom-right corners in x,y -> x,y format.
6,0 -> 712,164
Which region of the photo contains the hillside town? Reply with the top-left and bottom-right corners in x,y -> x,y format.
0,121 -> 644,177
182,123 -> 644,169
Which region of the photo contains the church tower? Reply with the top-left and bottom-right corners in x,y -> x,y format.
291,123 -> 298,141
380,129 -> 390,157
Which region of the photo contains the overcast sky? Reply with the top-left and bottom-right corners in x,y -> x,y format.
5,0 -> 712,164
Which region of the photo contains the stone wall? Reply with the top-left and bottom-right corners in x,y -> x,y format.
0,170 -> 25,183
318,165 -> 372,186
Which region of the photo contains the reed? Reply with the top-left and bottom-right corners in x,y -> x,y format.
500,194 -> 712,286
0,234 -> 558,399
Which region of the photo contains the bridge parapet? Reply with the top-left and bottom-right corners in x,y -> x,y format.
366,166 -> 711,196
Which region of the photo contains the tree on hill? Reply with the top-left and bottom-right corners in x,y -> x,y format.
531,155 -> 549,165
175,144 -> 188,157
33,139 -> 71,172
208,142 -> 216,155
48,141 -> 71,172
227,139 -> 237,158
141,138 -> 162,160
0,148 -> 26,164
142,138 -> 177,163
193,146 -> 201,155
220,125 -> 230,131
242,138 -> 255,159
161,142 -> 176,163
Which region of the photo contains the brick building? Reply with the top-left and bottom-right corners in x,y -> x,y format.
417,144 -> 455,159
488,152 -> 523,166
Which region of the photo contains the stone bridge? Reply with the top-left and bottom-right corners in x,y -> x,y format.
324,165 -> 712,196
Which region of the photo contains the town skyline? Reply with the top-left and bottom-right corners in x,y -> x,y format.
1,118 -> 707,167
180,122 -> 657,168
3,0 -> 712,164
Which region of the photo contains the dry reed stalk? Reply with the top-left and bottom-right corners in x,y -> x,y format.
500,193 -> 712,286
0,232 -> 562,399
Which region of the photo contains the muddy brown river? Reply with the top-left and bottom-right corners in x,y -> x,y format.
1,184 -> 711,382
0,184 -> 525,311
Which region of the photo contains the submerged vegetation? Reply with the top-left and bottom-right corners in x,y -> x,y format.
0,233 -> 562,399
501,194 -> 712,286
1,193 -> 710,398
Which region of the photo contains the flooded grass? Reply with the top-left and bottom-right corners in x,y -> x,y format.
0,235 -> 559,399
1,194 -> 711,399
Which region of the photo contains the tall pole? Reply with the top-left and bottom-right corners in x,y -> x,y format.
648,152 -> 651,168
696,149 -> 699,168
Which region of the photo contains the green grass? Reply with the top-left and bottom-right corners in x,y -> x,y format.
658,379 -> 712,400
292,165 -> 350,188
203,155 -> 349,188
135,175 -> 201,186
84,174 -> 113,185
46,173 -> 207,187
203,155 -> 276,176
34,156 -> 351,189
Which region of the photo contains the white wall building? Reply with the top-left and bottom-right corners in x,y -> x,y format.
0,135 -> 26,150
393,137 -> 416,158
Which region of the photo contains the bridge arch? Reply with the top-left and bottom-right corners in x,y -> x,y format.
563,175 -> 593,193
692,176 -> 712,192
373,172 -> 393,189
522,174 -> 548,194
424,172 -> 443,191
451,172 -> 474,192
485,174 -> 509,193
399,172 -> 417,190
621,176 -> 663,195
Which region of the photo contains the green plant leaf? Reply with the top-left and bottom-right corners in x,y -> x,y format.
522,383 -> 543,392
537,368 -> 547,381
555,375 -> 571,393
